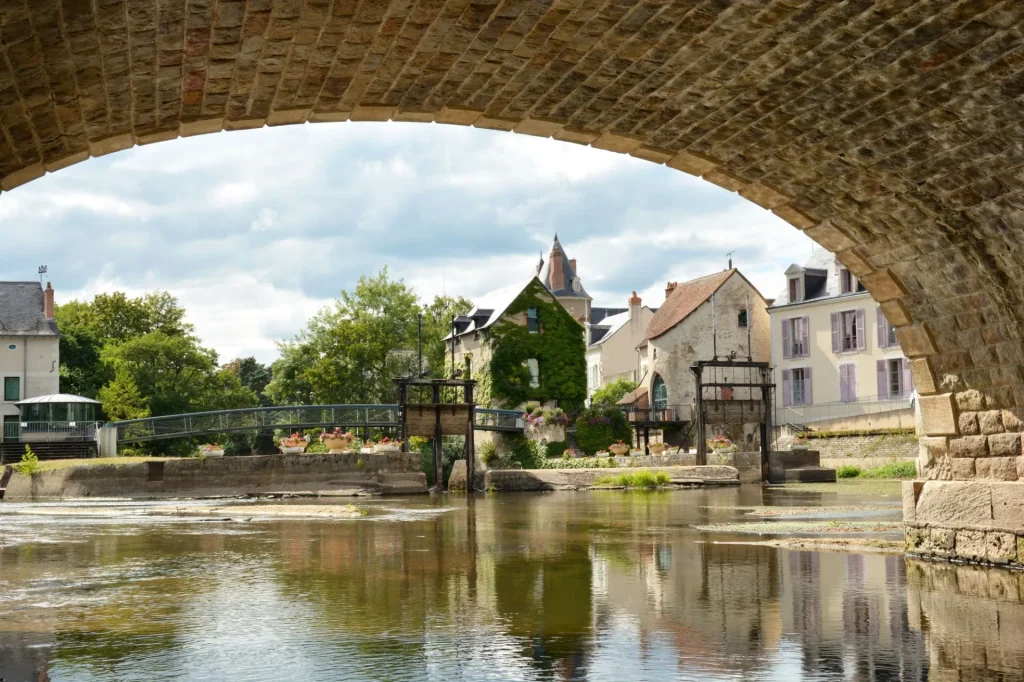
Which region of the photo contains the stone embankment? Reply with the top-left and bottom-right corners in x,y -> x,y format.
455,465 -> 739,492
3,452 -> 427,500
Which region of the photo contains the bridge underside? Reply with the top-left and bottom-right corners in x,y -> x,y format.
3,0 -> 1024,564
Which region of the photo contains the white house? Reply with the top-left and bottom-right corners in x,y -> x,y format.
769,248 -> 912,428
0,282 -> 61,439
585,291 -> 655,399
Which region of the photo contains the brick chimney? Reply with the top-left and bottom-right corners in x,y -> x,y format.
43,282 -> 54,319
665,281 -> 677,300
549,245 -> 564,291
569,258 -> 577,274
628,291 -> 642,332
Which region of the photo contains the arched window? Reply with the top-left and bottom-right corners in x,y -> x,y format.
652,374 -> 667,410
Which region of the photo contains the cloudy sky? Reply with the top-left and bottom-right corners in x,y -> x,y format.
0,122 -> 814,364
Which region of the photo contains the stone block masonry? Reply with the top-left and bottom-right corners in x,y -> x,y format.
803,433 -> 919,470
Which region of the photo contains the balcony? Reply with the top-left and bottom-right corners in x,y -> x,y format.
621,404 -> 692,425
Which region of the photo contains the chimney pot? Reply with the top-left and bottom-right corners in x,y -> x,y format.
665,281 -> 677,299
43,281 -> 54,319
569,258 -> 577,273
629,291 -> 641,306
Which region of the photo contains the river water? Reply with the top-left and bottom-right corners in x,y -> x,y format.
0,485 -> 1021,681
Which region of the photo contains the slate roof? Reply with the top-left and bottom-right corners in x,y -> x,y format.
588,310 -> 629,346
645,269 -> 737,340
0,282 -> 58,337
538,234 -> 590,299
444,277 -> 540,340
770,247 -> 868,307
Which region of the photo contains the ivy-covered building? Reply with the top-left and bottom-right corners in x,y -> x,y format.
446,276 -> 586,409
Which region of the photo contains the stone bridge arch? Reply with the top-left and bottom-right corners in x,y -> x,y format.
2,0 -> 1024,560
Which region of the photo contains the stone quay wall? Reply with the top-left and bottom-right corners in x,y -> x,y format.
484,465 -> 739,492
801,433 -> 919,470
4,453 -> 427,500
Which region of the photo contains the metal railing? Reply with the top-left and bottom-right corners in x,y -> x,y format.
114,404 -> 401,444
775,393 -> 914,429
3,421 -> 103,442
621,404 -> 692,424
474,408 -> 525,431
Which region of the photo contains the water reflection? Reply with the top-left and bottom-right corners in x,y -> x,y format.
0,491 -> 1020,680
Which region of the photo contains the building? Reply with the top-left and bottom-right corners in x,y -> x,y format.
626,269 -> 771,419
586,291 -> 655,399
536,233 -> 625,326
768,248 -> 912,429
0,282 -> 60,440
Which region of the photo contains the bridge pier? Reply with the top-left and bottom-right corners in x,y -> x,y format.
97,425 -> 117,458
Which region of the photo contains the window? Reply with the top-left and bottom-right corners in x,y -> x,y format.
737,309 -> 748,328
4,376 -> 19,402
652,375 -> 667,410
788,277 -> 800,303
832,309 -> 865,353
527,358 -> 540,388
783,317 -> 808,358
878,358 -> 909,399
839,363 -> 857,403
590,365 -> 599,389
6,344 -> 14,350
782,367 -> 812,407
526,308 -> 539,333
877,307 -> 897,348
840,268 -> 854,294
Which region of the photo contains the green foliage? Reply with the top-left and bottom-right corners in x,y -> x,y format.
414,436 -> 467,486
223,357 -> 273,406
860,460 -> 917,479
537,456 -> 617,469
594,470 -> 671,488
97,367 -> 150,421
502,437 -> 545,470
545,440 -> 567,459
796,427 -> 917,439
574,407 -> 633,455
15,445 -> 40,476
478,441 -> 499,465
487,279 -> 586,408
421,294 -> 474,377
589,378 -> 637,409
836,465 -> 861,479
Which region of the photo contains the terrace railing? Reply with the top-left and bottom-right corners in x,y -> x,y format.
474,408 -> 525,431
4,421 -> 103,442
621,404 -> 693,424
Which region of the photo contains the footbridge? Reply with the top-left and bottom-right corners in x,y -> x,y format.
100,404 -> 524,455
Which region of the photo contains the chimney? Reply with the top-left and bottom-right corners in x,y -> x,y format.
569,258 -> 577,274
665,281 -> 677,300
628,291 -> 642,329
43,282 -> 54,319
549,245 -> 564,291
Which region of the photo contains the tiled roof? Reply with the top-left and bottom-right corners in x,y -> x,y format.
645,270 -> 736,340
0,282 -> 58,337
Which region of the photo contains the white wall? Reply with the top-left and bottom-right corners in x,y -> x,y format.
0,336 -> 60,418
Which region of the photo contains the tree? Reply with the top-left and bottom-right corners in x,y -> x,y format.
97,367 -> 150,421
590,378 -> 638,409
224,357 -> 273,405
420,294 -> 474,377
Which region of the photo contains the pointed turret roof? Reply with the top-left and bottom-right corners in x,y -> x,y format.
538,233 -> 590,299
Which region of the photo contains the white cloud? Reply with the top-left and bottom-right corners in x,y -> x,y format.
250,208 -> 278,232
208,181 -> 258,207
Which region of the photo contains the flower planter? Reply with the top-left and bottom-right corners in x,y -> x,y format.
375,444 -> 401,453
322,437 -> 351,454
649,443 -> 667,455
201,448 -> 224,458
280,446 -> 306,455
360,447 -> 375,455
608,444 -> 629,456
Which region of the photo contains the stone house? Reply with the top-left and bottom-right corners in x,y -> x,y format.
0,282 -> 61,438
625,269 -> 771,419
768,248 -> 913,430
586,291 -> 656,400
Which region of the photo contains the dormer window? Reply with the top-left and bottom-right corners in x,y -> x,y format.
840,268 -> 854,294
788,277 -> 801,303
571,277 -> 582,293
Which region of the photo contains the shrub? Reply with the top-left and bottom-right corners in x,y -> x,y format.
15,445 -> 40,476
861,460 -> 917,479
590,378 -> 638,409
594,470 -> 671,488
545,440 -> 567,459
836,465 -> 861,479
479,441 -> 499,465
503,437 -> 545,469
575,407 -> 632,455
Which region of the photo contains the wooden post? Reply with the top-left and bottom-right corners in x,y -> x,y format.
432,381 -> 443,491
694,365 -> 706,466
465,381 -> 475,492
398,381 -> 409,453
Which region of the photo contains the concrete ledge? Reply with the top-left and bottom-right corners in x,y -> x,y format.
3,453 -> 427,500
904,479 -> 1024,567
484,465 -> 739,492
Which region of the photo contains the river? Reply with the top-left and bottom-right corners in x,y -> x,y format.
0,483 -> 1020,681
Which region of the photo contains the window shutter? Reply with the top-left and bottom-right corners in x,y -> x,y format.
782,370 -> 792,407
830,313 -> 840,353
839,365 -> 848,403
782,320 -> 791,360
801,317 -> 810,357
877,360 -> 888,399
902,358 -> 912,398
851,364 -> 858,401
856,309 -> 866,351
877,307 -> 887,348
804,367 -> 812,405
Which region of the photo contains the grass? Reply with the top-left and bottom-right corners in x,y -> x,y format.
7,456 -> 170,474
833,460 -> 916,480
593,470 -> 672,489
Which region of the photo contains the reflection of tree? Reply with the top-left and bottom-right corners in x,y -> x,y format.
0,633 -> 53,681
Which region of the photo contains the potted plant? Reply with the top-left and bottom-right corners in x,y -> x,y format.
359,439 -> 375,455
279,432 -> 309,455
649,442 -> 667,455
200,443 -> 224,458
320,427 -> 354,454
609,439 -> 629,456
707,435 -> 734,453
375,436 -> 402,453
792,432 -> 810,451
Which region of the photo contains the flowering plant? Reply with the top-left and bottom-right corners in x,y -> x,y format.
707,435 -> 732,450
200,443 -> 223,452
280,432 -> 309,447
561,448 -> 576,459
378,436 -> 403,447
320,428 -> 354,442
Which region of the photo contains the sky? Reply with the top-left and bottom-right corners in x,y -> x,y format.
0,122 -> 814,364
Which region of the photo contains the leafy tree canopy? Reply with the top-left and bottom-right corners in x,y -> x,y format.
590,378 -> 638,410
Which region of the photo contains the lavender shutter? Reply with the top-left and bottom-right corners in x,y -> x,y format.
782,320 -> 791,360
831,313 -> 840,353
851,364 -> 858,401
902,358 -> 912,398
782,370 -> 792,407
877,307 -> 887,348
839,365 -> 848,403
801,316 -> 810,357
855,309 -> 866,351
804,367 -> 813,405
877,360 -> 888,399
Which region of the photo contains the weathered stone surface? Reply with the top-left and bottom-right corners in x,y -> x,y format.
959,412 -> 980,436
955,530 -> 988,562
975,457 -> 1018,482
949,436 -> 989,459
989,433 -> 1023,459
920,394 -> 959,437
919,436 -> 951,480
991,483 -> 1024,530
916,481 -> 993,528
951,458 -> 976,480
1003,411 -> 1024,432
956,390 -> 986,412
986,532 -> 1017,564
978,411 -> 1005,435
